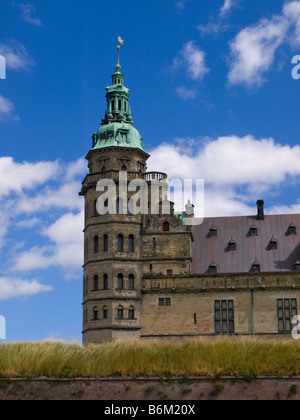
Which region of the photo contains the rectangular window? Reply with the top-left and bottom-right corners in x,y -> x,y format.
167,270 -> 173,276
159,298 -> 171,307
278,299 -> 297,333
215,300 -> 235,334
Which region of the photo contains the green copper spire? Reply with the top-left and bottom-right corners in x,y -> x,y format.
92,46 -> 144,152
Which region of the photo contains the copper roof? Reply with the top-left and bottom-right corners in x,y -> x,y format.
192,214 -> 300,274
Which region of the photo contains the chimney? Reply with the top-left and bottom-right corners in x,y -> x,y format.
257,200 -> 264,220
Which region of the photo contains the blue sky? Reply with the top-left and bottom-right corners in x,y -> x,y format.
1,0 -> 300,342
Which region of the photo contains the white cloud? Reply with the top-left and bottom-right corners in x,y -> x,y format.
227,1 -> 300,88
220,0 -> 237,16
172,41 -> 210,82
0,41 -> 34,71
148,135 -> 300,216
0,277 -> 52,301
228,15 -> 288,88
0,157 -> 60,198
175,86 -> 198,100
12,211 -> 84,278
19,3 -> 42,26
0,95 -> 19,121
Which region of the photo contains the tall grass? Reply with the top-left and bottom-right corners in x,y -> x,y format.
1,338 -> 300,378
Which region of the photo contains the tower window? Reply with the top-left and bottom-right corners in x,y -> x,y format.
129,274 -> 135,290
103,234 -> 108,252
118,234 -> 124,252
163,221 -> 170,232
128,306 -> 135,320
101,166 -> 107,173
128,235 -> 134,252
121,165 -> 127,171
94,200 -> 99,217
93,308 -> 99,321
117,273 -> 124,290
93,275 -> 99,291
103,306 -> 108,319
103,274 -> 109,290
119,100 -> 122,110
94,236 -> 99,253
117,306 -> 124,319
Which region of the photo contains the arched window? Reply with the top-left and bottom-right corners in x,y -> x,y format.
117,305 -> 124,319
163,221 -> 170,232
103,306 -> 108,319
128,306 -> 135,320
103,274 -> 108,290
94,275 -> 99,291
94,236 -> 99,253
103,234 -> 108,252
93,307 -> 99,321
94,199 -> 98,217
121,165 -> 127,171
117,197 -> 125,215
129,274 -> 135,290
118,234 -> 124,252
251,263 -> 261,273
117,273 -> 124,290
128,235 -> 134,252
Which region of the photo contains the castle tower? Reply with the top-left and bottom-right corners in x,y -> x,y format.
80,47 -> 194,344
80,47 -> 150,344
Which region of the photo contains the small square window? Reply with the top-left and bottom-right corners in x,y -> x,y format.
269,241 -> 278,250
289,226 -> 297,235
159,298 -> 165,307
167,270 -> 173,276
250,228 -> 258,236
165,298 -> 171,307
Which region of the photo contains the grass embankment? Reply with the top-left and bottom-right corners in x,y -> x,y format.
1,338 -> 300,378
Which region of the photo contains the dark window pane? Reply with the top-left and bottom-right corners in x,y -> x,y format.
222,310 -> 227,321
228,301 -> 234,310
103,274 -> 108,290
103,235 -> 108,252
215,310 -> 220,321
285,299 -> 290,308
278,300 -> 283,308
221,301 -> 227,309
286,320 -> 291,332
103,309 -> 108,319
128,235 -> 134,252
129,275 -> 134,290
118,234 -> 124,252
166,298 -> 171,307
285,309 -> 290,319
222,321 -> 228,334
215,321 -> 221,334
228,310 -> 234,320
215,301 -> 220,310
129,310 -> 135,320
291,299 -> 297,308
278,320 -> 284,333
117,274 -> 124,290
292,308 -> 297,318
229,321 -> 235,334
117,309 -> 123,319
159,298 -> 164,307
278,309 -> 283,319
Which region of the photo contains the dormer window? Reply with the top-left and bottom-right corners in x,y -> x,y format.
209,227 -> 218,238
251,263 -> 261,273
249,226 -> 258,237
293,261 -> 300,272
228,240 -> 237,252
269,238 -> 278,250
209,263 -> 218,274
288,224 -> 297,236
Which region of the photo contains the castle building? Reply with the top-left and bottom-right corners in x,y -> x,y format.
80,49 -> 300,344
